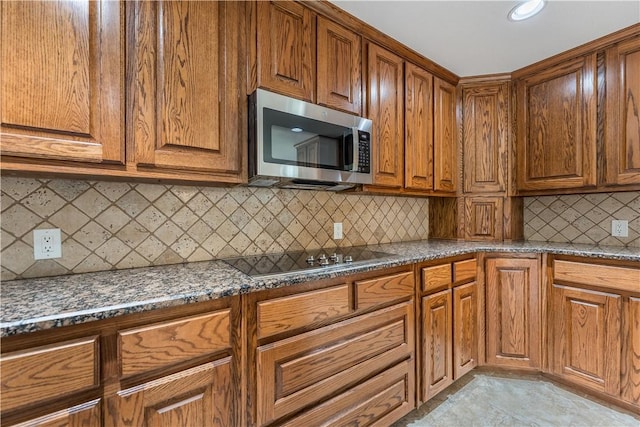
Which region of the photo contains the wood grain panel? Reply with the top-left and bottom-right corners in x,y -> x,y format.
118,310 -> 230,377
421,290 -> 453,401
554,260 -> 640,293
434,77 -> 457,192
317,16 -> 361,114
422,264 -> 452,293
551,284 -> 621,395
453,282 -> 478,379
516,54 -> 597,191
256,301 -> 413,425
0,336 -> 98,412
0,0 -> 123,163
257,284 -> 350,339
605,37 -> 640,186
355,271 -> 414,309
464,197 -> 503,241
112,358 -> 232,427
11,399 -> 101,427
405,62 -> 434,191
453,259 -> 477,283
367,42 -> 404,188
486,257 -> 540,368
281,360 -> 413,427
129,0 -> 245,177
622,296 -> 640,405
257,0 -> 314,101
463,83 -> 509,193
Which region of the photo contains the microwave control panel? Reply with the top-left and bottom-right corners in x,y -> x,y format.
358,131 -> 371,173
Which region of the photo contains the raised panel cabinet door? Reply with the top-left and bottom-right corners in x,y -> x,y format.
515,54 -> 597,191
109,358 -> 233,427
622,296 -> 640,405
464,197 -> 504,241
551,285 -> 621,396
485,257 -> 540,369
367,43 -> 404,188
257,1 -> 315,102
405,63 -> 434,191
463,83 -> 509,193
605,37 -> 640,186
453,282 -> 478,379
317,16 -> 361,114
129,0 -> 245,179
421,289 -> 453,401
0,0 -> 123,163
434,77 -> 457,193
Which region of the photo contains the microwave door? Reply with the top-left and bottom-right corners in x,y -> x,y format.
346,127 -> 359,172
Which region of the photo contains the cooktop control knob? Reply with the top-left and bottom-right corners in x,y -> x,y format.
318,254 -> 327,261
344,255 -> 353,263
329,253 -> 338,261
319,257 -> 330,266
306,255 -> 315,264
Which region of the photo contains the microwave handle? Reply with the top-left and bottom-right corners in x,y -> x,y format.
351,127 -> 359,172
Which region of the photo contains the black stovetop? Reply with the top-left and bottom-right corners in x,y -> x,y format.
222,247 -> 392,278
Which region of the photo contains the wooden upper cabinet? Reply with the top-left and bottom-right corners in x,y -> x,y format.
0,0 -> 124,164
604,36 -> 640,186
463,83 -> 509,193
367,43 -> 404,188
317,16 -> 361,114
433,77 -> 457,192
515,54 -> 597,191
128,1 -> 245,180
405,63 -> 434,191
257,1 -> 315,102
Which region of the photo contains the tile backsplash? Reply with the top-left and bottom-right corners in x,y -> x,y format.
1,178 -> 429,280
524,192 -> 640,247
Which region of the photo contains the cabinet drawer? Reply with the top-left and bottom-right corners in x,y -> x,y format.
256,301 -> 413,425
119,310 -> 230,377
281,359 -> 414,427
453,259 -> 477,283
554,260 -> 640,293
1,336 -> 99,411
257,285 -> 350,339
355,271 -> 414,309
422,264 -> 452,293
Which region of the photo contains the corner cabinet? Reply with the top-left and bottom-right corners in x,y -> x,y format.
0,0 -> 124,166
245,266 -> 416,426
604,36 -> 640,186
484,255 -> 541,369
433,77 -> 458,193
514,54 -> 597,192
127,0 -> 246,182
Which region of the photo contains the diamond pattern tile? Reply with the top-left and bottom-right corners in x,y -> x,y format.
524,192 -> 640,247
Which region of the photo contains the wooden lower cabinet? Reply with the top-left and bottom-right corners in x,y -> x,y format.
419,257 -> 478,402
110,358 -> 232,426
10,399 -> 102,427
246,266 -> 416,426
551,257 -> 640,409
485,256 -> 540,369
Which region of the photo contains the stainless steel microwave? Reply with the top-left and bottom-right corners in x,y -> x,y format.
249,89 -> 373,191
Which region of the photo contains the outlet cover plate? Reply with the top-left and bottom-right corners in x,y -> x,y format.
611,220 -> 629,237
333,222 -> 343,240
33,229 -> 62,259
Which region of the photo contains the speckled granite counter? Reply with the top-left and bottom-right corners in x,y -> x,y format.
2,240 -> 638,337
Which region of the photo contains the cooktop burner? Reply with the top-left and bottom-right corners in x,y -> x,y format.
222,247 -> 393,277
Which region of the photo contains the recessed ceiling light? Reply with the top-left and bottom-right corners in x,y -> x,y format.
291,127 -> 303,133
508,0 -> 546,21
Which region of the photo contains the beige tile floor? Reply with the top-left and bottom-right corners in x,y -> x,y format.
394,371 -> 640,427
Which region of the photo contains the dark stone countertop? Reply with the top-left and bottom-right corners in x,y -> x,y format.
2,240 -> 638,337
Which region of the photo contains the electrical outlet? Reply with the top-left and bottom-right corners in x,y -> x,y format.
33,229 -> 62,260
611,220 -> 629,237
333,222 -> 343,240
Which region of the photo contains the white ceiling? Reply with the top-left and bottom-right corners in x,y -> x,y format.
329,1 -> 640,77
